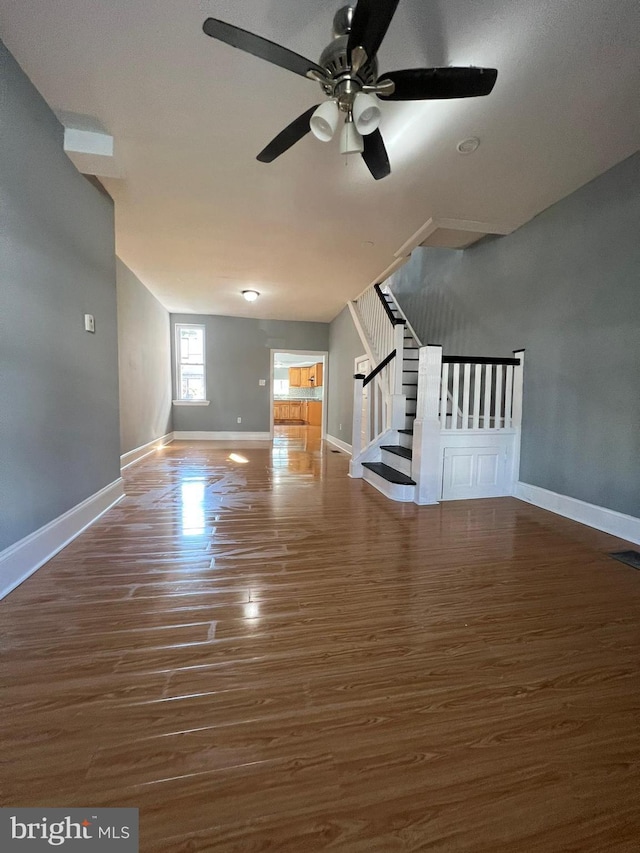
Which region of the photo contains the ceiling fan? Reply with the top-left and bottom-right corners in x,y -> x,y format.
202,0 -> 497,180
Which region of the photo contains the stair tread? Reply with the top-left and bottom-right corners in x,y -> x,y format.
362,462 -> 416,486
381,445 -> 412,460
398,429 -> 414,435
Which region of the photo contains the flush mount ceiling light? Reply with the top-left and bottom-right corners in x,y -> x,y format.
242,289 -> 260,302
457,136 -> 481,154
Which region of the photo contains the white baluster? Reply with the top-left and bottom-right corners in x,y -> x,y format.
494,364 -> 503,429
472,364 -> 481,429
462,363 -> 471,430
451,363 -> 460,430
483,364 -> 493,430
440,362 -> 449,429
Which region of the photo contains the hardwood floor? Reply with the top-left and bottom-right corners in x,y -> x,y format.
2,426 -> 640,851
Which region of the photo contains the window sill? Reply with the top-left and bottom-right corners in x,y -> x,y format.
173,400 -> 210,406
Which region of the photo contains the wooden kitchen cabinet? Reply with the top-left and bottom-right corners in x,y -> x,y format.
290,363 -> 323,388
309,362 -> 323,387
289,367 -> 301,387
307,401 -> 322,426
274,400 -> 308,423
274,402 -> 289,421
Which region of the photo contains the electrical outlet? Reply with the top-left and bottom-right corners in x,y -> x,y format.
237,417 -> 242,424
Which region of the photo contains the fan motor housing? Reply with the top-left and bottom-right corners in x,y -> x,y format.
319,36 -> 377,88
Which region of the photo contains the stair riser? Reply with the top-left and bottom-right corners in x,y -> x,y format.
402,382 -> 418,394
381,450 -> 412,477
398,433 -> 413,450
362,468 -> 416,503
404,414 -> 415,430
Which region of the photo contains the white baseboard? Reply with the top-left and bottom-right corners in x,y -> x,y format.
120,431 -> 174,470
514,482 -> 640,546
325,434 -> 352,455
0,478 -> 125,601
173,431 -> 271,441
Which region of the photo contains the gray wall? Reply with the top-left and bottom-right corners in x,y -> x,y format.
0,39 -> 120,552
327,306 -> 365,445
170,314 -> 329,432
390,152 -> 640,518
117,259 -> 172,454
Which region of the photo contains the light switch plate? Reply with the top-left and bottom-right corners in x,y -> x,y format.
259,379 -> 266,386
84,314 -> 95,333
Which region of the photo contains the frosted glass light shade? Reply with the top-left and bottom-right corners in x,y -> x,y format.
310,100 -> 340,142
353,92 -> 381,135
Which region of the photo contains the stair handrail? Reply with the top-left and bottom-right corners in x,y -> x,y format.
350,348 -> 400,476
373,283 -> 404,327
362,349 -> 396,387
442,355 -> 521,366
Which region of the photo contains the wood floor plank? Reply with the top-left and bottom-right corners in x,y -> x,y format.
1,427 -> 639,850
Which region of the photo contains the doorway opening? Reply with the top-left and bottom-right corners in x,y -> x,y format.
270,350 -> 328,440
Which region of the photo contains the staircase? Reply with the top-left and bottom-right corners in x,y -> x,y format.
361,290 -> 420,500
348,285 -> 421,501
348,282 -> 525,505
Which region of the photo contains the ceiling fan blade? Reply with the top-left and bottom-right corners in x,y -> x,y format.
377,67 -> 498,100
362,129 -> 391,180
257,105 -> 320,163
203,18 -> 326,80
348,0 -> 401,65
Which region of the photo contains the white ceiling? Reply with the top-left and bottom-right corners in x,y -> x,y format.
1,0 -> 638,322
274,352 -> 323,368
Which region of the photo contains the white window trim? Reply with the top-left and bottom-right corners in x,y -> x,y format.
174,323 -> 209,404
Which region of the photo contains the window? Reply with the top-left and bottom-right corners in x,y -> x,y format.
273,379 -> 290,396
175,324 -> 207,402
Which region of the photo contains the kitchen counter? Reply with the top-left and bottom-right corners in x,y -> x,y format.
274,397 -> 323,402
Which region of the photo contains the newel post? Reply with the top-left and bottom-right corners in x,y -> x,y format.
390,323 -> 407,429
412,345 -> 444,505
509,349 -> 525,492
349,373 -> 366,478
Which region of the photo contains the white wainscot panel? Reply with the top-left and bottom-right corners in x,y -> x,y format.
440,432 -> 515,501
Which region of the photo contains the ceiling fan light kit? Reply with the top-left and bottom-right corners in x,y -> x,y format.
310,100 -> 340,142
352,92 -> 381,135
203,1 -> 498,180
340,118 -> 364,155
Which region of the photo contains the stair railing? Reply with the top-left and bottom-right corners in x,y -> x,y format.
412,346 -> 525,503
350,281 -> 406,418
438,355 -> 523,430
350,350 -> 399,477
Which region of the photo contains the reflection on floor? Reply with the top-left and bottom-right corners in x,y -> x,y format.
271,425 -> 325,476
